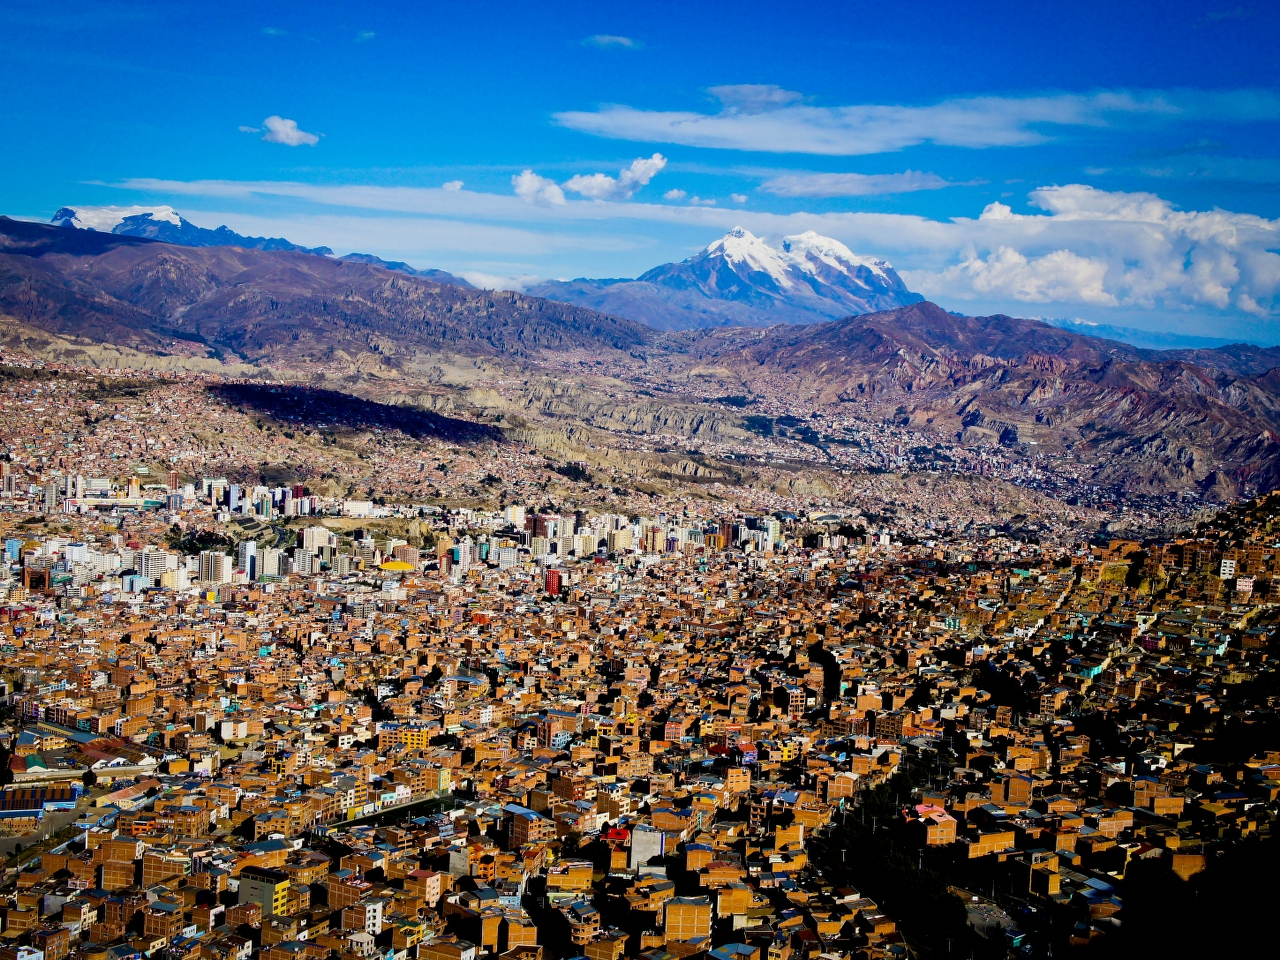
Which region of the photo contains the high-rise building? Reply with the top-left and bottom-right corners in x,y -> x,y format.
198,551 -> 232,585
259,547 -> 282,578
42,482 -> 59,514
302,526 -> 337,553
136,547 -> 169,586
545,568 -> 562,596
237,541 -> 258,579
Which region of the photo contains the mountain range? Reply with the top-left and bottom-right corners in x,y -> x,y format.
528,227 -> 923,330
50,207 -> 474,288
52,206 -> 335,256
0,217 -> 643,361
660,301 -> 1280,494
51,207 -> 921,332
5,214 -> 1279,495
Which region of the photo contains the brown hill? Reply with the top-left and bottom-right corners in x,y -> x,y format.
0,217 -> 651,363
670,302 -> 1280,494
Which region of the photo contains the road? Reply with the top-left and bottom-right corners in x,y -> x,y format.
0,804 -> 87,860
328,793 -> 458,831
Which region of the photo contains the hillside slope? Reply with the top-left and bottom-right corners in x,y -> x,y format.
0,217 -> 650,363
667,302 -> 1280,494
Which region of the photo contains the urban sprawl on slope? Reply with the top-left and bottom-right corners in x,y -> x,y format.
0,360 -> 1276,960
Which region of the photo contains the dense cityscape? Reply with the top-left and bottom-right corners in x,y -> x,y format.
0,354 -> 1276,960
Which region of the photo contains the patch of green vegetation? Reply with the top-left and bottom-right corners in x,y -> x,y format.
165,525 -> 235,555
551,462 -> 591,483
83,378 -> 152,400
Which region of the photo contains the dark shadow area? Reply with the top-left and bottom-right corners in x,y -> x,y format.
209,382 -> 504,444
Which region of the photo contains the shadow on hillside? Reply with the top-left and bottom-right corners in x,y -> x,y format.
210,383 -> 503,444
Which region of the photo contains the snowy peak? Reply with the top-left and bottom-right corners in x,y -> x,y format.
53,205 -> 182,232
52,204 -> 333,256
780,230 -> 890,283
699,226 -> 795,288
624,226 -> 923,327
696,227 -> 893,288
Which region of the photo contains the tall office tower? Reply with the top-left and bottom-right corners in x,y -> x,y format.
199,551 -> 232,584
42,482 -> 59,514
259,547 -> 282,578
137,547 -> 169,586
237,541 -> 258,580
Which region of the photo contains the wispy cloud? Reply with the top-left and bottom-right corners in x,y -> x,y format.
760,170 -> 955,197
442,180 -> 464,191
1203,6 -> 1254,22
663,189 -> 686,202
563,154 -> 667,200
262,26 -> 286,36
709,84 -> 803,113
556,87 -> 1280,156
354,30 -> 375,42
260,116 -> 319,146
1134,138 -> 1227,158
581,34 -> 642,48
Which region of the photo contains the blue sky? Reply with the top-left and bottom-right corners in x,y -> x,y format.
4,0 -> 1280,340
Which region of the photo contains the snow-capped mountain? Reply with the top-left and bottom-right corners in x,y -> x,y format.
526,227 -> 922,331
52,205 -> 333,256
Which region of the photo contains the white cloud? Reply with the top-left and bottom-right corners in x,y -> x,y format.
462,271 -> 543,292
903,184 -> 1280,314
238,125 -> 261,134
563,153 -> 667,200
924,247 -> 1117,306
512,170 -> 565,205
760,170 -> 954,197
690,197 -> 716,206
663,189 -> 687,201
354,30 -> 375,42
709,84 -> 804,113
442,180 -> 464,191
582,34 -> 641,48
555,87 -> 1280,156
731,194 -> 748,203
260,116 -> 319,146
